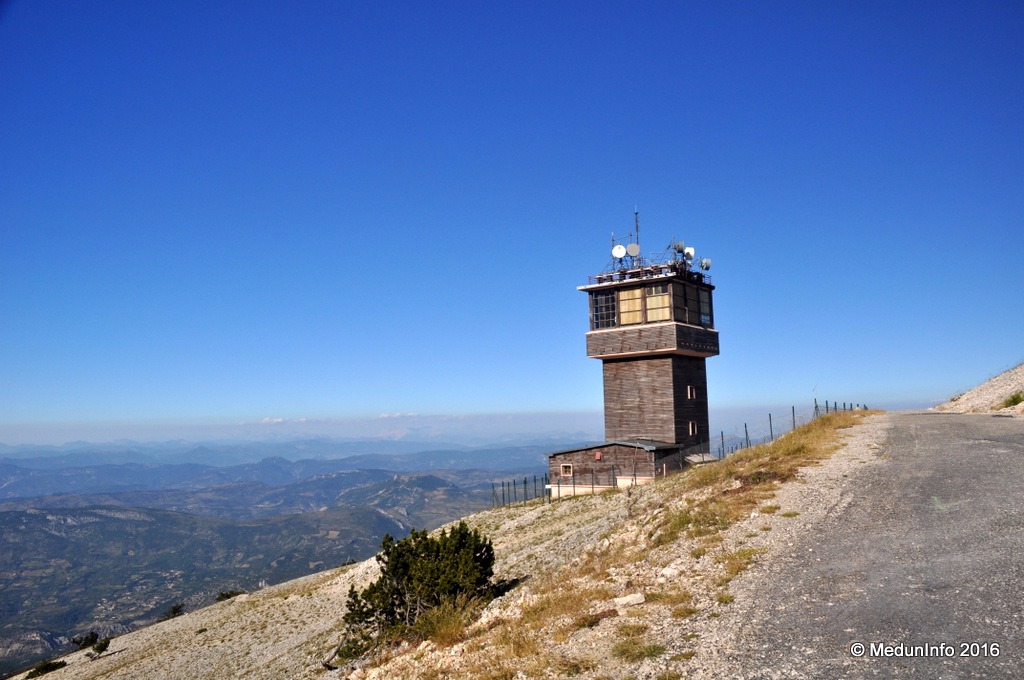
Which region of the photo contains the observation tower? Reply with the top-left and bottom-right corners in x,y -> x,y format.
548,213 -> 719,496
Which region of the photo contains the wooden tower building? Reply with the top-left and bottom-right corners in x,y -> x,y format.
548,222 -> 719,497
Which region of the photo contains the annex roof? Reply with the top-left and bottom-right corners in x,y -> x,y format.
547,439 -> 684,458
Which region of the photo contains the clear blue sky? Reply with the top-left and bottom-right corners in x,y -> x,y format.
2,1 -> 1022,445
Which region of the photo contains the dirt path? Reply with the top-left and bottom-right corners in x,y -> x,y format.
698,411 -> 1024,679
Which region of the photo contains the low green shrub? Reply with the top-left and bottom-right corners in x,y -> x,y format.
216,590 -> 245,601
330,522 -> 495,662
1000,391 -> 1023,409
25,660 -> 67,678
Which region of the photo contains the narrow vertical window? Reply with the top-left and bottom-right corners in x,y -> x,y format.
699,288 -> 712,326
681,283 -> 699,325
689,421 -> 698,436
645,283 -> 670,321
591,291 -> 617,329
619,287 -> 643,325
687,385 -> 696,400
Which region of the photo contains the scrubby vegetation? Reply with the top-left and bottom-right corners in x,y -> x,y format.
216,590 -> 246,601
652,410 -> 867,550
611,622 -> 665,661
25,660 -> 66,678
71,631 -> 99,650
158,602 -> 186,621
1000,391 -> 1023,409
326,521 -> 496,665
85,636 -> 111,660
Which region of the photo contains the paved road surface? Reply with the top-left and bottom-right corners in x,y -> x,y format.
718,411 -> 1023,679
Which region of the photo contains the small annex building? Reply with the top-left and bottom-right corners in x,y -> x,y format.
548,439 -> 698,497
548,216 -> 719,498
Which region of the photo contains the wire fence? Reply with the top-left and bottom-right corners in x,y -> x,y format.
490,398 -> 869,507
716,399 -> 870,457
491,475 -> 549,508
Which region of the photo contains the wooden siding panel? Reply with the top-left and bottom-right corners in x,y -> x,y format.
548,444 -> 656,486
603,356 -> 710,445
586,323 -> 719,359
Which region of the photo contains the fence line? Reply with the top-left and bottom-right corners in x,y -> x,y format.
490,399 -> 868,507
717,399 -> 869,457
491,474 -> 549,508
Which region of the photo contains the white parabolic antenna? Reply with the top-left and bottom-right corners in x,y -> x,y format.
625,243 -> 641,257
611,244 -> 627,258
699,258 -> 712,270
683,246 -> 695,261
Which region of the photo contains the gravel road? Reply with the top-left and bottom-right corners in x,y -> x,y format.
700,411 -> 1024,679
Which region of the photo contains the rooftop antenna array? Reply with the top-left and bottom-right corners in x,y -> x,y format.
602,211 -> 712,278
609,209 -> 643,268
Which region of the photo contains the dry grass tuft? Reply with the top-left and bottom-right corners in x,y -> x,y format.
410,595 -> 485,647
573,608 -> 617,629
645,588 -> 693,606
671,604 -> 699,619
714,547 -> 765,583
556,656 -> 600,676
612,621 -> 665,661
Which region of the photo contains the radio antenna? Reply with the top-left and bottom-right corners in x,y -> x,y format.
634,207 -> 640,251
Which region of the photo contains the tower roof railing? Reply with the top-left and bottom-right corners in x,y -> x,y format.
583,262 -> 711,287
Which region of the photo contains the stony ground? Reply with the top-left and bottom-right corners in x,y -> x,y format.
344,414 -> 893,680
935,362 -> 1024,414
22,411 -> 894,680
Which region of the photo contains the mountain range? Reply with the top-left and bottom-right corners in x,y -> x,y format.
0,440 -> 561,677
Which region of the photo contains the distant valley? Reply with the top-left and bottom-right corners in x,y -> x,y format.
0,440 -> 561,676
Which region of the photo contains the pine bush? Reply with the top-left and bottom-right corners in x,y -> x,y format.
338,521 -> 494,657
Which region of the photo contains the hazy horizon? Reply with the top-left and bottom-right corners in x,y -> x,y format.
0,398 -> 942,450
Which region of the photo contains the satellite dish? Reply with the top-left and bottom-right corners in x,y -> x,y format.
683,246 -> 695,261
612,244 -> 627,259
625,243 -> 641,257
699,258 -> 712,270
672,241 -> 686,254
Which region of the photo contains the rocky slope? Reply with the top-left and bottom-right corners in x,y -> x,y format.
9,413 -> 888,680
935,362 -> 1024,414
